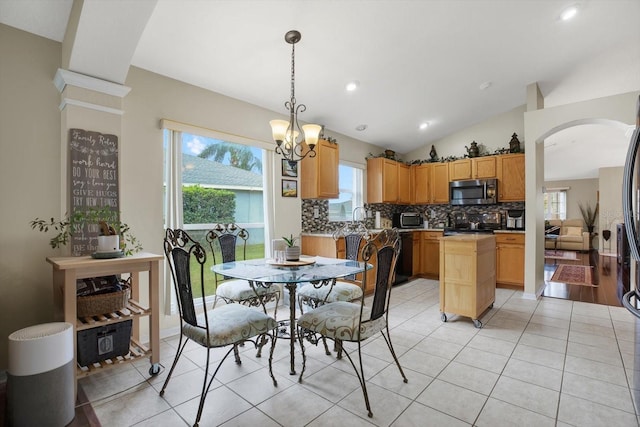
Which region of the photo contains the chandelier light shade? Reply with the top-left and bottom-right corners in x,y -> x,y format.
270,30 -> 321,165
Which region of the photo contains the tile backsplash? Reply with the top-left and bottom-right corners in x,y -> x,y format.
301,199 -> 525,233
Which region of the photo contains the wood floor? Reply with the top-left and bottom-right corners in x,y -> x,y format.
543,250 -> 622,307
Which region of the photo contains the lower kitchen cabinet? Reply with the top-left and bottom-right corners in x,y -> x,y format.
420,230 -> 443,278
495,232 -> 525,287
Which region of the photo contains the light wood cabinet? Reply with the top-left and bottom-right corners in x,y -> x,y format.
449,159 -> 472,181
449,157 -> 496,180
420,230 -> 443,277
411,164 -> 431,204
496,153 -> 525,202
472,156 -> 496,178
439,235 -> 496,327
301,139 -> 339,199
367,157 -> 411,204
431,163 -> 450,203
397,163 -> 411,204
495,232 -> 525,287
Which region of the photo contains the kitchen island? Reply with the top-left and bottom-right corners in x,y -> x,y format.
439,234 -> 496,328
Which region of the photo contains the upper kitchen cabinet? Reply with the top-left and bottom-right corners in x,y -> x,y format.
431,163 -> 450,204
411,163 -> 449,204
496,153 -> 525,202
449,157 -> 496,180
301,139 -> 339,199
367,157 -> 411,204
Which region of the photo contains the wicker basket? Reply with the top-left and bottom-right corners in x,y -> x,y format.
77,284 -> 130,317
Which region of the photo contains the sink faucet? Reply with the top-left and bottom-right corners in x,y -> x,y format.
352,206 -> 365,224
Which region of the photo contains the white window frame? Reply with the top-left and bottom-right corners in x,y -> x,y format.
329,160 -> 365,222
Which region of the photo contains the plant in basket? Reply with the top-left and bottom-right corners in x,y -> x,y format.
30,206 -> 142,256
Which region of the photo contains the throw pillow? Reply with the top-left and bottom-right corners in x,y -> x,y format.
565,226 -> 583,236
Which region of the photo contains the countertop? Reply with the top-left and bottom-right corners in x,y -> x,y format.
302,229 -> 525,238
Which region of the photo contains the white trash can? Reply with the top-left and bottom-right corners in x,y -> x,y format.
7,322 -> 75,427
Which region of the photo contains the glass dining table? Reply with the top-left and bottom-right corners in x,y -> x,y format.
212,256 -> 371,375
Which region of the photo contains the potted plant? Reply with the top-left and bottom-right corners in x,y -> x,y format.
30,207 -> 142,256
578,201 -> 599,233
282,234 -> 300,261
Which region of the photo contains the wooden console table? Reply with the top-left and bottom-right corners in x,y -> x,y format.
47,252 -> 163,396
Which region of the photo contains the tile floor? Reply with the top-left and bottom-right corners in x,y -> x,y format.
80,278 -> 640,426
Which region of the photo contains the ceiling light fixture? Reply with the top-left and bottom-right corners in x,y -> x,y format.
355,124 -> 368,131
269,30 -> 321,166
419,122 -> 430,130
479,81 -> 492,90
560,5 -> 578,21
346,81 -> 360,91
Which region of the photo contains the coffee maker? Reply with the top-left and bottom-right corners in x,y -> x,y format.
506,209 -> 525,230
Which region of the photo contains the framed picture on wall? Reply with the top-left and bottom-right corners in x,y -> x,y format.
282,159 -> 298,177
282,179 -> 297,197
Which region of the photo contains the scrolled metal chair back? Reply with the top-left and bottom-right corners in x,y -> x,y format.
361,228 -> 400,321
206,223 -> 249,265
164,228 -> 207,327
333,221 -> 371,280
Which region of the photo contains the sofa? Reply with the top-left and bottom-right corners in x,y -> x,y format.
545,219 -> 591,252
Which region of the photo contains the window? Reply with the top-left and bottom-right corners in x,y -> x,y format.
329,163 -> 364,221
163,124 -> 272,303
544,189 -> 567,220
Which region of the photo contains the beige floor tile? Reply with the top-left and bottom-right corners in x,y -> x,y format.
131,408 -> 188,426
398,348 -> 450,377
490,376 -> 559,418
392,401 -> 471,426
465,334 -> 516,357
477,322 -> 526,343
569,329 -> 620,349
475,397 -> 555,427
151,367 -> 221,407
436,361 -> 499,395
299,365 -> 361,403
557,394 -> 638,427
338,382 -> 412,427
219,407 -> 282,427
369,363 -> 431,399
530,313 -> 571,329
562,371 -> 636,413
412,336 -> 464,360
257,384 -> 333,427
416,378 -> 487,424
524,321 -> 570,340
572,312 -> 614,328
361,335 -> 410,360
307,405 -> 376,427
453,346 -> 509,374
92,384 -> 172,426
566,340 -> 624,366
226,368 -> 293,405
501,358 -> 562,391
511,343 -> 566,370
564,354 -> 628,386
173,385 -> 253,426
518,331 -> 567,354
571,319 -> 616,337
428,324 -> 478,346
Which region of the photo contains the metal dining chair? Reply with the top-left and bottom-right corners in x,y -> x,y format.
161,228 -> 278,427
297,221 -> 370,356
296,228 -> 408,418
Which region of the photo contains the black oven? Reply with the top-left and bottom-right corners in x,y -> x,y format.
449,179 -> 497,205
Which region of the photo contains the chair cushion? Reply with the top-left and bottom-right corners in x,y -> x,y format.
216,279 -> 278,301
297,301 -> 386,342
183,303 -> 276,348
298,281 -> 363,303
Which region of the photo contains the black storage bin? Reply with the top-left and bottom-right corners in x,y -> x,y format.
77,320 -> 132,366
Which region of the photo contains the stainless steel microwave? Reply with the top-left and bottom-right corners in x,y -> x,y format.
449,178 -> 498,205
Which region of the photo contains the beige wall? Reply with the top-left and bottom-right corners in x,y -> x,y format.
598,167 -> 624,254
406,104 -> 526,160
543,178 -> 599,220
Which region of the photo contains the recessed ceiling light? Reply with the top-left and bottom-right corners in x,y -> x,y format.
560,5 -> 578,21
346,81 -> 360,92
419,122 -> 430,130
479,81 -> 492,90
355,124 -> 367,131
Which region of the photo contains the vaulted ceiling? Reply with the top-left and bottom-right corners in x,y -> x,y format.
1,0 -> 638,180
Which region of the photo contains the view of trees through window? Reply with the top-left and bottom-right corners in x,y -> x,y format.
164,130 -> 266,297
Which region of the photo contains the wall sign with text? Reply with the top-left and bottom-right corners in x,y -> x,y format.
68,128 -> 119,255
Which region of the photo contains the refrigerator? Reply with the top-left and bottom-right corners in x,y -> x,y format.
621,94 -> 640,410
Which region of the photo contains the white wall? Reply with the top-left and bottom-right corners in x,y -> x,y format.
599,167 -> 624,254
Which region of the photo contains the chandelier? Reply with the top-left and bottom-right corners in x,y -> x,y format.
269,30 -> 322,166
